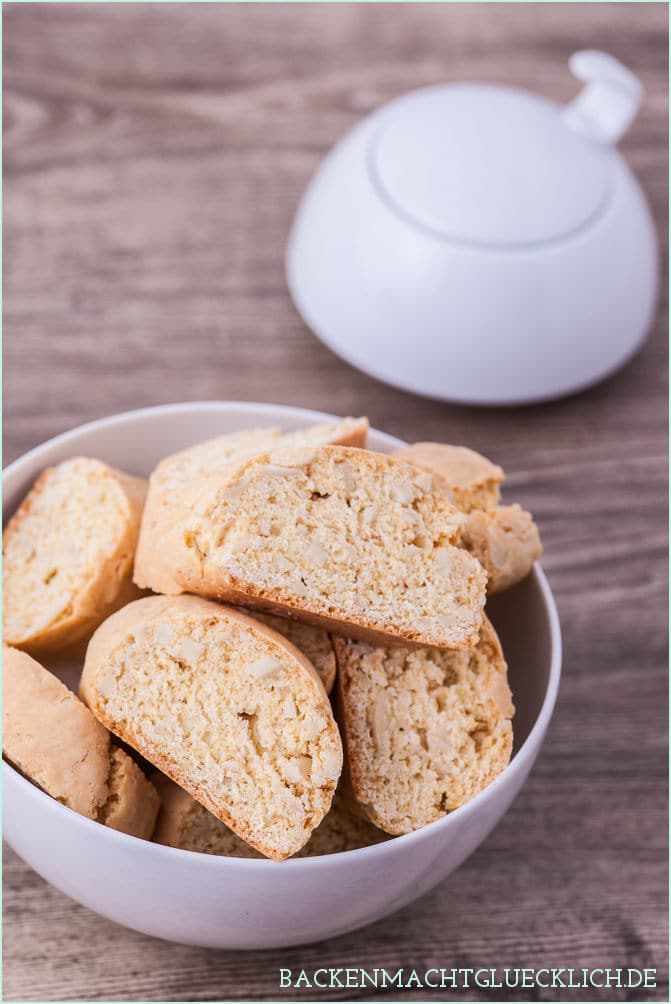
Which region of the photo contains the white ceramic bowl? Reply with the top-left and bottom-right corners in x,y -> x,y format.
3,402 -> 562,949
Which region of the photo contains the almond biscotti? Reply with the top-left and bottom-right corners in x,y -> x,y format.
393,443 -> 504,512
2,646 -> 159,838
3,457 -> 146,655
251,612 -> 336,694
300,789 -> 388,857
153,775 -> 387,858
154,417 -> 368,496
79,595 -> 343,860
152,772 -> 262,858
148,445 -> 486,649
134,417 -> 368,595
335,617 -> 514,834
279,416 -> 369,451
394,442 -> 541,594
134,427 -> 283,596
461,504 -> 542,594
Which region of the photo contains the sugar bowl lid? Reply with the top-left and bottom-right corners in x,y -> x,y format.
370,51 -> 643,248
285,51 -> 657,405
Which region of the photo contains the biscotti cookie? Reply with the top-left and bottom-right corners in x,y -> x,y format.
101,746 -> 160,838
335,617 -> 514,834
134,418 -> 368,595
2,646 -> 159,838
134,427 -> 283,595
152,772 -> 261,857
251,611 -> 336,694
80,595 -> 343,860
155,417 -> 368,496
279,416 -> 368,451
393,442 -> 541,594
300,789 -> 388,856
153,775 -> 387,858
461,504 -> 542,594
393,443 -> 503,512
150,426 -> 284,493
3,457 -> 146,655
152,445 -> 486,649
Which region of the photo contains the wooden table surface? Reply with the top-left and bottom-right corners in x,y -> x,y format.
3,4 -> 668,1001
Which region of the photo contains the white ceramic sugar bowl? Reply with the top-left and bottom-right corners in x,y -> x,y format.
286,51 -> 658,404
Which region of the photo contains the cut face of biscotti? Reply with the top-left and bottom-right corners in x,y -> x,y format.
168,446 -> 487,649
134,418 -> 368,595
3,457 -> 146,655
335,616 -> 514,834
462,504 -> 542,594
79,595 -> 343,860
393,442 -> 541,594
152,772 -> 262,858
133,427 -> 284,595
393,443 -> 503,512
153,775 -> 387,858
2,646 -> 159,837
250,611 -> 336,694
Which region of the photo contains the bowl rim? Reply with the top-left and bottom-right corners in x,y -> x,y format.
2,401 -> 562,870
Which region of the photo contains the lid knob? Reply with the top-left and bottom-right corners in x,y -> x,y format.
563,50 -> 643,145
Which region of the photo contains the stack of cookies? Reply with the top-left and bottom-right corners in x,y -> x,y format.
2,417 -> 541,860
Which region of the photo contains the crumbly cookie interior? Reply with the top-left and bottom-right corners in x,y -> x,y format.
89,606 -> 342,858
190,447 -> 486,648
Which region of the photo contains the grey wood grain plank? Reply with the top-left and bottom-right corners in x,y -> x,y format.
2,3 -> 667,1002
